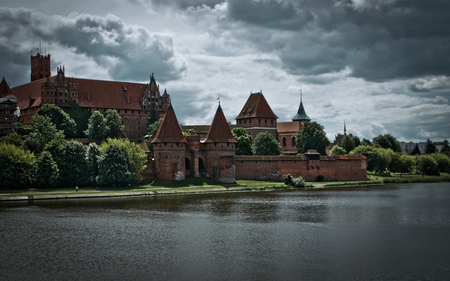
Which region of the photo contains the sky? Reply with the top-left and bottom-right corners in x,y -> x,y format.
1,0 -> 449,143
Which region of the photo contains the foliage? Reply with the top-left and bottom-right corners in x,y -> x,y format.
100,138 -> 147,184
440,140 -> 449,153
36,104 -> 76,138
1,132 -> 23,147
316,175 -> 325,182
417,155 -> 439,175
34,151 -> 59,187
86,143 -> 101,184
350,145 -> 389,174
105,109 -> 126,138
182,129 -> 197,136
284,174 -> 293,185
430,153 -> 450,173
411,144 -> 421,155
147,101 -> 160,126
388,153 -> 415,176
425,139 -> 437,154
0,143 -> 36,188
146,118 -> 162,155
59,140 -> 88,186
340,136 -> 355,153
353,136 -> 361,147
43,139 -> 65,183
296,121 -> 330,155
291,176 -> 306,188
23,114 -> 65,154
372,134 -> 401,152
64,99 -> 92,138
329,145 -> 347,156
84,111 -> 108,140
232,127 -> 253,155
97,144 -> 131,187
252,132 -> 281,155
361,138 -> 372,146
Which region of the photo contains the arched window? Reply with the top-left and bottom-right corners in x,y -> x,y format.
282,137 -> 286,147
292,136 -> 296,147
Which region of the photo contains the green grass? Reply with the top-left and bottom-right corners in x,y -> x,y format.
374,172 -> 450,184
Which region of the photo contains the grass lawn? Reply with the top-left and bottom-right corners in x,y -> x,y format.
372,172 -> 450,184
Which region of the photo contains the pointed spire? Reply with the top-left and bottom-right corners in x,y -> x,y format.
292,88 -> 311,121
205,104 -> 237,143
0,76 -> 14,98
151,103 -> 187,143
344,120 -> 347,136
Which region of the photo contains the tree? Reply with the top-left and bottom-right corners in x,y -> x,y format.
440,140 -> 449,153
97,144 -> 131,188
147,101 -> 160,127
350,145 -> 389,174
0,143 -> 36,188
100,138 -> 147,184
252,132 -> 282,155
411,144 -> 421,155
64,99 -> 92,138
340,136 -> 355,153
86,143 -> 101,184
105,109 -> 125,138
372,134 -> 401,152
43,139 -> 65,182
145,118 -> 162,155
36,104 -> 77,138
1,132 -> 23,147
388,153 -> 414,176
34,151 -> 59,187
232,127 -> 253,155
431,153 -> 450,174
84,111 -> 108,140
182,129 -> 197,136
23,114 -> 64,154
329,145 -> 347,156
353,136 -> 361,148
361,138 -> 372,146
425,139 -> 437,154
296,121 -> 330,155
417,155 -> 438,175
59,140 -> 88,186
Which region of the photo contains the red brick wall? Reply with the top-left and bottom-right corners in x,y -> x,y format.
153,142 -> 186,180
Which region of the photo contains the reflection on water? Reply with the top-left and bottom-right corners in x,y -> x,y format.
1,183 -> 450,280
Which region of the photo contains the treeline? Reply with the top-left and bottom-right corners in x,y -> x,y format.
0,104 -> 147,189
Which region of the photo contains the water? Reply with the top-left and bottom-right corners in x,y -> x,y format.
1,183 -> 450,280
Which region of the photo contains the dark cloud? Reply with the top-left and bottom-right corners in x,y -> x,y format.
0,7 -> 186,86
408,76 -> 450,93
149,0 -> 224,9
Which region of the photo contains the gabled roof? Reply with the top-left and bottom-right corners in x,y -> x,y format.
0,77 -> 16,99
236,91 -> 278,119
292,96 -> 310,121
205,104 -> 237,143
151,103 -> 187,143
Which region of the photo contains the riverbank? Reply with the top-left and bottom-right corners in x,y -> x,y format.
1,173 -> 449,202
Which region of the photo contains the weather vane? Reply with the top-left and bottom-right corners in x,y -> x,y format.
217,93 -> 221,105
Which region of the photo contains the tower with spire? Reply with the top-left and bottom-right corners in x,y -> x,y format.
292,90 -> 311,122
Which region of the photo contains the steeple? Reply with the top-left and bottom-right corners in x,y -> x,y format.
344,120 -> 347,136
205,104 -> 237,143
151,103 -> 187,143
292,89 -> 311,122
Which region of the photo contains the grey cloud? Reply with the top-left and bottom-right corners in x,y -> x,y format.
408,76 -> 450,93
148,0 -> 224,9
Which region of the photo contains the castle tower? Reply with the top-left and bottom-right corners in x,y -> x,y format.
31,53 -> 51,82
235,91 -> 278,140
204,104 -> 237,183
151,103 -> 187,180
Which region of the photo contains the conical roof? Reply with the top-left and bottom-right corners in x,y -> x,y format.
292,96 -> 310,121
205,104 -> 237,143
151,103 -> 187,143
0,77 -> 15,98
236,91 -> 278,119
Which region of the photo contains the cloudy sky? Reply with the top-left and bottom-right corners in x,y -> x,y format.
1,0 -> 449,142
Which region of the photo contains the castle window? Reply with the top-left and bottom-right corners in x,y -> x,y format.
282,137 -> 286,147
265,119 -> 267,123
292,137 -> 296,147
271,120 -> 273,124
259,119 -> 261,123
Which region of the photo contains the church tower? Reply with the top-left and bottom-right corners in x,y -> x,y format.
31,53 -> 51,82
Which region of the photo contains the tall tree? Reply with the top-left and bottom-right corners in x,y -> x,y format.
350,145 -> 389,174
440,140 -> 449,153
252,132 -> 282,155
60,140 -> 88,186
425,139 -> 437,154
340,136 -> 355,153
84,111 -> 108,140
353,136 -> 361,147
105,109 -> 126,138
372,134 -> 401,152
23,114 -> 64,154
411,144 -> 421,155
36,104 -> 77,138
296,121 -> 330,155
329,145 -> 347,156
86,142 -> 101,184
0,143 -> 36,188
147,101 -> 160,126
431,153 -> 450,173
417,155 -> 438,175
232,127 -> 253,155
97,144 -> 131,188
64,99 -> 92,138
34,151 -> 59,187
361,138 -> 372,146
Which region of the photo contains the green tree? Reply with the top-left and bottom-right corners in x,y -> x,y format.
100,138 -> 147,184
417,155 -> 438,175
147,101 -> 160,126
353,136 -> 361,148
64,99 -> 92,138
425,139 -> 437,154
440,140 -> 449,153
0,143 -> 36,188
361,138 -> 372,146
182,129 -> 197,136
340,136 -> 355,153
373,134 -> 401,152
431,153 -> 450,173
97,144 -> 131,188
43,139 -> 65,183
252,132 -> 282,155
1,132 -> 23,147
329,145 -> 347,156
350,145 -> 389,174
296,121 -> 330,155
34,151 -> 59,187
105,109 -> 125,138
36,104 -> 77,138
86,142 -> 101,184
23,114 -> 64,154
59,140 -> 88,186
232,127 -> 253,155
145,118 -> 162,155
84,111 -> 108,140
411,144 -> 421,155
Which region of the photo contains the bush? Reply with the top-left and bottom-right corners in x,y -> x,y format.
284,174 -> 293,185
316,174 -> 324,182
0,143 -> 36,188
291,176 -> 306,188
417,155 -> 439,175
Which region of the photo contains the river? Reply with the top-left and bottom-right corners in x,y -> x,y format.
1,183 -> 450,280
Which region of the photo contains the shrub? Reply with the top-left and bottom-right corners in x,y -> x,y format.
291,176 -> 306,188
316,174 -> 324,182
284,174 -> 293,185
